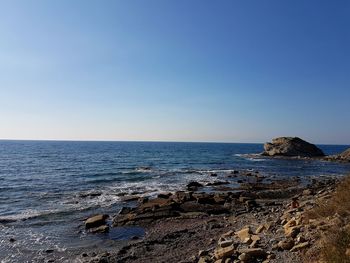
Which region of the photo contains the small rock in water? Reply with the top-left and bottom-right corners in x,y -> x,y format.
45,249 -> 54,253
89,225 -> 109,233
9,237 -> 16,243
85,214 -> 109,229
186,181 -> 203,191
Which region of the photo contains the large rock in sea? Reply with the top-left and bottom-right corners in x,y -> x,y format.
339,148 -> 350,160
262,137 -> 324,157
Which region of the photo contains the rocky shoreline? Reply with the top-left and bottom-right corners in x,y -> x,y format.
78,170 -> 340,263
2,138 -> 349,263
68,137 -> 350,262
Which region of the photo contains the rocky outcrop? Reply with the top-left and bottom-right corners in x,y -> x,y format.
324,147 -> 350,163
102,176 -> 339,263
339,148 -> 350,159
112,192 -> 235,227
262,137 -> 325,157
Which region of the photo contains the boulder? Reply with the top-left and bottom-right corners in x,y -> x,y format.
85,214 -> 108,229
214,245 -> 235,259
89,225 -> 109,233
262,137 -> 324,157
157,193 -> 172,199
138,197 -> 176,211
218,239 -> 234,248
278,239 -> 295,250
179,201 -> 230,215
186,181 -> 203,191
284,225 -> 301,238
193,193 -> 216,204
171,191 -> 193,203
236,227 -> 252,242
198,250 -> 208,257
238,248 -> 267,259
250,235 -> 261,248
198,256 -> 211,263
283,218 -> 301,238
238,253 -> 250,261
213,193 -> 229,204
302,189 -> 313,196
255,225 -> 265,234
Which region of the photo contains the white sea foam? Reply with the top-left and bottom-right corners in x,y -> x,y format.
0,209 -> 57,222
134,167 -> 153,173
0,224 -> 67,263
246,158 -> 266,162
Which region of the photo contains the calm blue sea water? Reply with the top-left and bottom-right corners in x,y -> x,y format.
0,140 -> 349,261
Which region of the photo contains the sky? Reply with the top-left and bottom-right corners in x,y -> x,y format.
0,0 -> 349,144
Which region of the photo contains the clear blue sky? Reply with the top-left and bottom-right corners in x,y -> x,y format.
0,0 -> 349,144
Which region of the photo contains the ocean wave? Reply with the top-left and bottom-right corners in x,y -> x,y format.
181,168 -> 238,174
246,158 -> 266,162
134,167 -> 153,173
85,172 -> 120,178
85,177 -> 123,184
0,209 -> 62,223
106,181 -> 180,197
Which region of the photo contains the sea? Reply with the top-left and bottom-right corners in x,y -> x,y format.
0,140 -> 349,262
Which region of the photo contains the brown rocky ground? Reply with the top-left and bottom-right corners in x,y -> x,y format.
78,173 -> 341,263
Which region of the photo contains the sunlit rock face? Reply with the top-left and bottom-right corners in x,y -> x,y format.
262,137 -> 325,157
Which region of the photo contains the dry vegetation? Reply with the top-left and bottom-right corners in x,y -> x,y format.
306,175 -> 350,263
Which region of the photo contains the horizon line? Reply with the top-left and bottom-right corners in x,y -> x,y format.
0,138 -> 348,146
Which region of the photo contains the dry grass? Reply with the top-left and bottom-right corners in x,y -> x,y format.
305,175 -> 350,263
307,176 -> 350,219
320,228 -> 350,263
